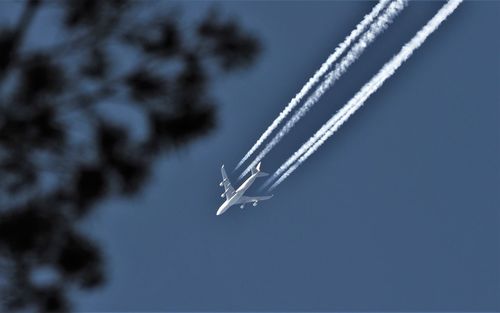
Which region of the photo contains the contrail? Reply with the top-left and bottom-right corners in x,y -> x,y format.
262,80 -> 371,190
234,0 -> 391,170
267,0 -> 463,190
240,0 -> 407,179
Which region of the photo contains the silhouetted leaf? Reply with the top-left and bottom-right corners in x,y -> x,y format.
63,0 -> 127,29
64,0 -> 99,28
124,19 -> 181,57
114,157 -> 149,194
80,47 -> 109,79
34,286 -> 70,313
97,123 -> 126,159
96,124 -> 149,194
2,269 -> 30,311
78,265 -> 105,289
73,165 -> 108,212
18,53 -> 65,103
198,13 -> 260,70
0,28 -> 15,75
125,69 -> 166,101
57,231 -> 104,289
32,106 -> 65,149
0,106 -> 64,150
0,153 -> 37,193
176,54 -> 206,94
0,205 -> 58,257
150,104 -> 215,146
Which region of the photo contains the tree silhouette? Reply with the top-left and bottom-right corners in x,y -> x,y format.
0,1 -> 261,312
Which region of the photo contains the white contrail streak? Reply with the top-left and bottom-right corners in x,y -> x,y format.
234,0 -> 391,170
240,0 -> 407,179
268,0 -> 463,190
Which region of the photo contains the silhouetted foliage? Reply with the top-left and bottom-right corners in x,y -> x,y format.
126,69 -> 166,101
0,29 -> 16,74
73,165 -> 108,213
198,12 -> 260,70
0,0 -> 261,312
124,20 -> 182,57
17,53 -> 66,102
80,48 -> 109,79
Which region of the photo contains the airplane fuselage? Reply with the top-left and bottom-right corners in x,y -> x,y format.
216,173 -> 258,216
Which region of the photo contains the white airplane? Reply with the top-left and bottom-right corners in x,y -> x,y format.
217,162 -> 273,216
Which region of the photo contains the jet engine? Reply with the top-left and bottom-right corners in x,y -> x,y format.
219,182 -> 223,187
240,205 -> 245,209
220,193 -> 225,198
253,202 -> 258,207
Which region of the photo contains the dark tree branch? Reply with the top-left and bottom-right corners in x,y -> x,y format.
0,0 -> 40,84
0,1 -> 261,311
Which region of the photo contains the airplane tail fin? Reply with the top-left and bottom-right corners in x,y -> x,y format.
251,162 -> 269,177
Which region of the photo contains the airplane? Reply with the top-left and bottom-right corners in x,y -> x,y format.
217,162 -> 273,216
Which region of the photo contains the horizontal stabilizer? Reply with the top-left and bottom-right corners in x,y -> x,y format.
237,194 -> 273,204
251,162 -> 268,177
251,162 -> 261,175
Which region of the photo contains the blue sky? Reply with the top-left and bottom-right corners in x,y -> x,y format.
51,1 -> 500,311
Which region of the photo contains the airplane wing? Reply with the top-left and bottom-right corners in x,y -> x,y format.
236,195 -> 273,204
220,165 -> 235,199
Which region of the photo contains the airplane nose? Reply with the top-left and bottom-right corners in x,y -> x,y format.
216,204 -> 226,216
217,201 -> 229,216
